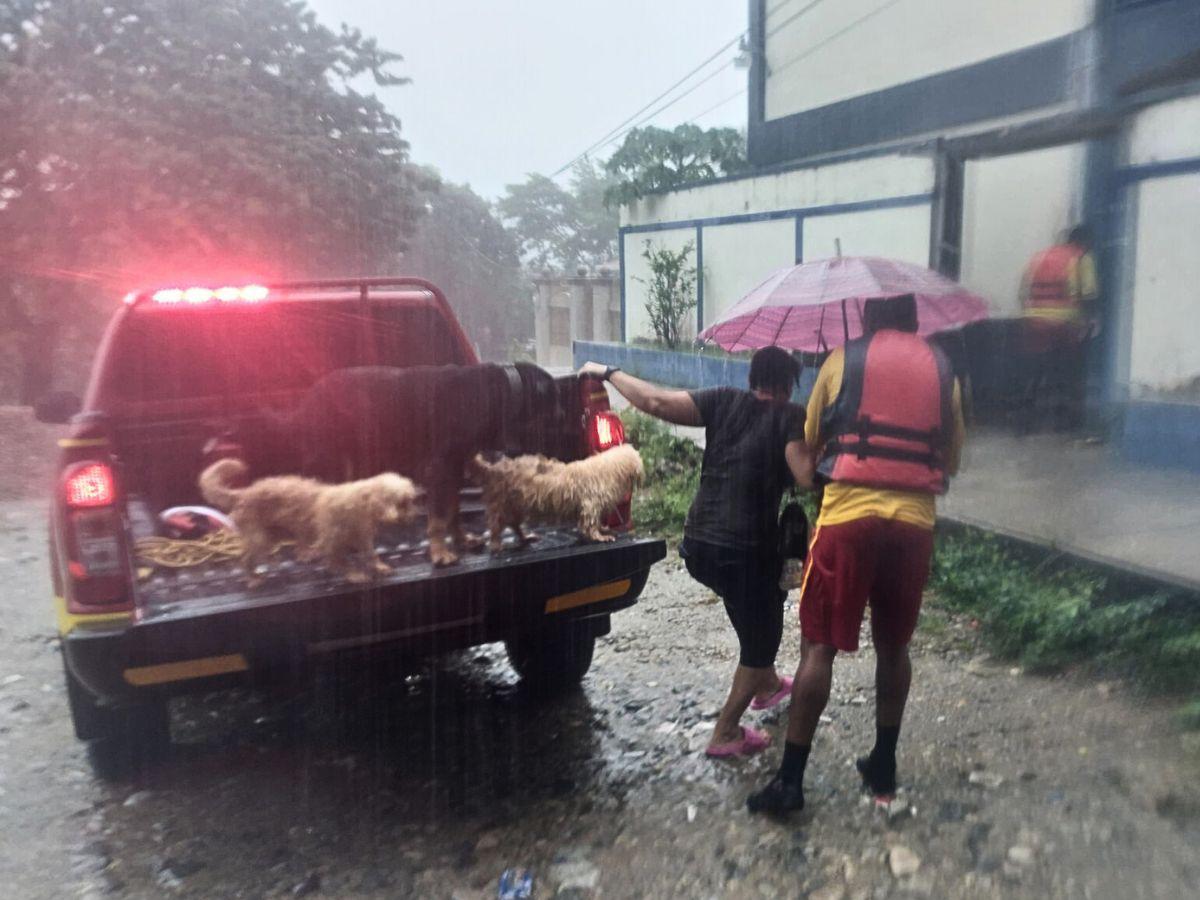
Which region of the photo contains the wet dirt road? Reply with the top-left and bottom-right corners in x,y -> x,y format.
1,498 -> 1198,899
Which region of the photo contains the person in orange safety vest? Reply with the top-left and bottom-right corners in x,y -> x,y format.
747,294 -> 966,817
1017,225 -> 1099,432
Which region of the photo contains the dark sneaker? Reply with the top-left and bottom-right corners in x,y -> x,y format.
746,774 -> 805,816
856,754 -> 897,799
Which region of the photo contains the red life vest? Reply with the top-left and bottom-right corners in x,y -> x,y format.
1025,243 -> 1085,316
816,330 -> 954,495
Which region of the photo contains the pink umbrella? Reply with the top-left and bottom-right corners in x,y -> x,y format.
698,256 -> 989,353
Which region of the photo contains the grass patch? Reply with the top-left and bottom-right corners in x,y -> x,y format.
930,532 -> 1200,724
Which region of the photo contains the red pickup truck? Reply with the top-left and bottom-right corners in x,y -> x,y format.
37,277 -> 664,776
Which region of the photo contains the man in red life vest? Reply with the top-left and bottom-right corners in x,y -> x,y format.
748,294 -> 966,816
1017,225 -> 1099,431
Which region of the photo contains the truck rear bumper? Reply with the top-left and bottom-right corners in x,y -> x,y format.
64,535 -> 665,705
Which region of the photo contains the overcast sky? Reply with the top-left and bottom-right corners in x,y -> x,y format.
304,0 -> 749,199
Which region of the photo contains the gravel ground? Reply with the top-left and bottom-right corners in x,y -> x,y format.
0,498 -> 1198,899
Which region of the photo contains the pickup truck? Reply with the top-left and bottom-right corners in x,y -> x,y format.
36,277 -> 665,775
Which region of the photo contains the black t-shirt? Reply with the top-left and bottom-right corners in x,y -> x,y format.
684,387 -> 806,552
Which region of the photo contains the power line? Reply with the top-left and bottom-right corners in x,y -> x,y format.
765,0 -> 830,39
585,58 -> 738,157
551,0 -> 900,177
689,87 -> 748,123
774,0 -> 905,76
549,33 -> 744,177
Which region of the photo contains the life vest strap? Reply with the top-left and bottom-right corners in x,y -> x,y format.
824,438 -> 942,469
850,415 -> 941,446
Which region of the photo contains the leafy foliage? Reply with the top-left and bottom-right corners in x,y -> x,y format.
603,124 -> 748,207
0,0 -> 431,400
402,179 -> 530,361
498,159 -> 617,273
637,240 -> 696,350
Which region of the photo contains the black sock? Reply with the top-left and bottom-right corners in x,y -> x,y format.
779,741 -> 810,785
872,724 -> 900,763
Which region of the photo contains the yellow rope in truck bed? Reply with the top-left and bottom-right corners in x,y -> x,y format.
134,531 -> 246,569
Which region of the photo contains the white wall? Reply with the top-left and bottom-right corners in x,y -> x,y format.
1128,93 -> 1200,166
802,204 -> 931,266
764,0 -> 1093,121
622,228 -> 698,343
622,153 -> 935,227
1128,174 -> 1200,394
959,144 -> 1087,316
702,218 -> 796,325
1123,95 -> 1200,395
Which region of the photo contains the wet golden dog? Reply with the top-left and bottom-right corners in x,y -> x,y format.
472,444 -> 644,552
199,458 -> 418,585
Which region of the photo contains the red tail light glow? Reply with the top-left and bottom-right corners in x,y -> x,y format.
590,411 -> 625,453
65,463 -> 115,508
149,284 -> 269,304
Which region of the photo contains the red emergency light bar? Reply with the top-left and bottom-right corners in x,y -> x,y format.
137,284 -> 270,305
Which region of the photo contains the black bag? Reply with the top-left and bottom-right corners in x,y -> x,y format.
777,499 -> 810,561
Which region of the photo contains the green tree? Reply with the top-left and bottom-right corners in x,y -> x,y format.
637,240 -> 696,350
499,158 -> 617,273
401,179 -> 530,362
604,124 -> 748,207
0,0 -> 431,401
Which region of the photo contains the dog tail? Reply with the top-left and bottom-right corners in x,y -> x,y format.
468,454 -> 496,477
198,458 -> 250,510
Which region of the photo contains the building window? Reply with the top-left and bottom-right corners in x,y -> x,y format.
550,308 -> 570,346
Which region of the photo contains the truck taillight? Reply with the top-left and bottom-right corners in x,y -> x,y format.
60,461 -> 126,602
65,463 -> 115,508
590,411 -> 625,453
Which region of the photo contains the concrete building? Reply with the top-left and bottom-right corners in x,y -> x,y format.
533,272 -> 621,369
617,0 -> 1200,469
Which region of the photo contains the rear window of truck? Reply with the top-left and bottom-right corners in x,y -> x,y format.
104,301 -> 468,402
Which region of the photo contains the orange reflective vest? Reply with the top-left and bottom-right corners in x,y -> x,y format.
816,330 -> 954,495
1024,243 -> 1086,319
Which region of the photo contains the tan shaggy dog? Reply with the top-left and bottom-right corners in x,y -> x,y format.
199,458 -> 418,586
472,444 -> 644,552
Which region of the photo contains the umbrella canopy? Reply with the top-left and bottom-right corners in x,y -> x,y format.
698,256 -> 989,353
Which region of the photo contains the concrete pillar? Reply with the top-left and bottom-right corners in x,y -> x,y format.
591,280 -> 612,342
533,283 -> 551,364
569,282 -> 592,347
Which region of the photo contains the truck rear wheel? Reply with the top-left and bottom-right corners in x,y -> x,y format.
504,620 -> 596,692
65,663 -> 169,780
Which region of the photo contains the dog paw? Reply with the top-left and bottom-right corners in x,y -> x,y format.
430,548 -> 459,567
374,560 -> 393,576
345,569 -> 371,584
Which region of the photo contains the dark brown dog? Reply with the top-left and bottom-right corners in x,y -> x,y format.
232,362 -> 559,566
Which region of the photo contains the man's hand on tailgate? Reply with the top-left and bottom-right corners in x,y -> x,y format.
579,361 -> 609,380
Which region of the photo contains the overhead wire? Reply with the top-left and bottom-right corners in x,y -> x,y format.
549,0 -> 851,175
549,33 -> 745,177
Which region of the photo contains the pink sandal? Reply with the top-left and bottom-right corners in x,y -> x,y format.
751,675 -> 793,711
705,725 -> 772,758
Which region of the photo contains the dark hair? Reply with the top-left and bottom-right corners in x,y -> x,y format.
748,346 -> 800,395
863,294 -> 918,334
1067,224 -> 1092,248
